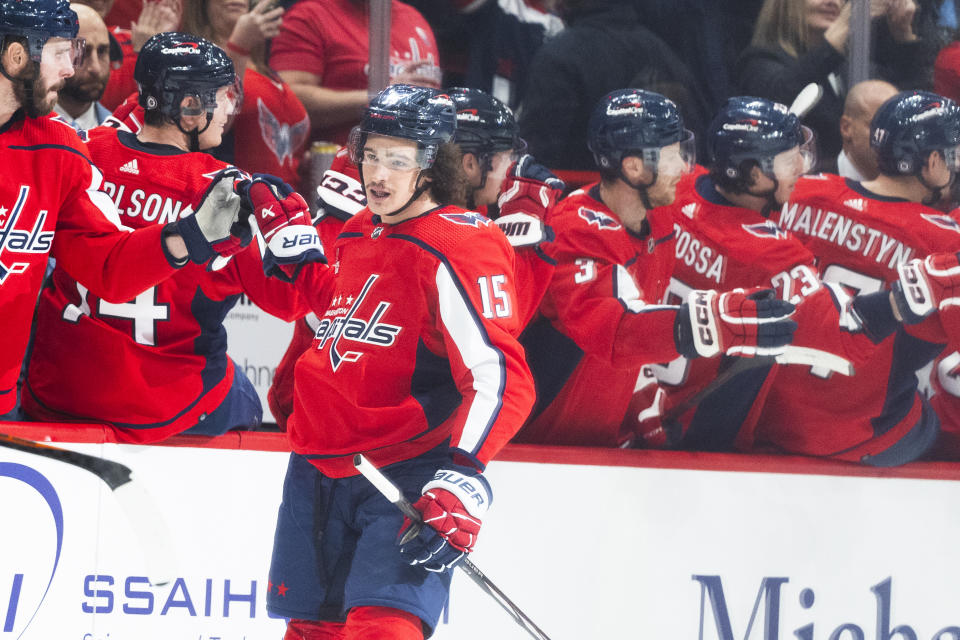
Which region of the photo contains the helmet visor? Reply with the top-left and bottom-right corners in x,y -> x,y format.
42,37 -> 85,70
656,129 -> 697,178
772,126 -> 818,181
943,145 -> 960,173
348,126 -> 435,170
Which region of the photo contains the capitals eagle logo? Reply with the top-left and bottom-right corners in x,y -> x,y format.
579,207 -> 621,230
258,99 -> 310,167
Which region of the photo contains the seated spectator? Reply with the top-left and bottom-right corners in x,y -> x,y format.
837,79 -> 899,181
23,34 -> 309,443
514,89 -> 797,447
181,0 -> 309,188
55,4 -> 113,129
517,0 -> 710,171
407,0 -> 563,108
74,0 -> 181,110
268,0 -> 441,146
736,0 -> 927,173
634,0 -> 765,111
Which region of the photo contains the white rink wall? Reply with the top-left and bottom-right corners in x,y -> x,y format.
1,428 -> 960,640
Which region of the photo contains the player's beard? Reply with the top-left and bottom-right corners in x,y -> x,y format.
12,65 -> 65,118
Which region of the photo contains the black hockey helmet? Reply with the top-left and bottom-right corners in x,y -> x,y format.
870,90 -> 960,176
445,87 -> 524,156
0,0 -> 78,62
348,83 -> 456,169
709,96 -> 815,180
135,32 -> 237,122
587,88 -> 693,172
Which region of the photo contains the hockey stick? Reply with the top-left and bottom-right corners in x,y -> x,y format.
0,432 -> 177,586
353,454 -> 552,640
788,83 -> 823,118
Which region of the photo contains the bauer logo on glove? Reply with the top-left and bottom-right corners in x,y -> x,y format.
244,174 -> 326,282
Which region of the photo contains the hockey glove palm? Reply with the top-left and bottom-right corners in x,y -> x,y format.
892,253 -> 960,324
174,168 -> 252,265
680,288 -> 797,359
398,468 -> 491,572
497,154 -> 565,221
245,174 -> 325,282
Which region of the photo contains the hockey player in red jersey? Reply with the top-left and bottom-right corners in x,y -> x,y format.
632,97 -> 878,451
265,87 -> 562,430
0,0 -> 247,419
514,89 -> 799,447
258,84 -> 536,639
755,90 -> 960,465
886,251 -> 960,458
22,32 -> 310,441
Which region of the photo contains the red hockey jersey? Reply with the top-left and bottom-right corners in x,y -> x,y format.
757,173 -> 958,464
287,205 -> 535,477
644,172 -> 875,450
0,113 -> 179,414
515,184 -> 679,446
23,127 -> 308,441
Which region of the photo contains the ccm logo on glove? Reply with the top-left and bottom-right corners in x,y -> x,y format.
692,291 -> 717,348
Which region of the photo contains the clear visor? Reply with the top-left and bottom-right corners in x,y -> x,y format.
348,126 -> 433,171
771,126 -> 818,181
181,79 -> 243,118
43,37 -> 86,70
942,145 -> 960,173
654,129 -> 697,178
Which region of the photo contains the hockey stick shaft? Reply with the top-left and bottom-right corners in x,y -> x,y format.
0,432 -> 177,586
353,454 -> 553,640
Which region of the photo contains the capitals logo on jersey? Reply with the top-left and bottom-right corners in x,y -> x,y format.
579,207 -> 621,230
315,274 -> 402,370
0,185 -> 54,283
742,221 -> 788,240
258,99 -> 310,167
440,211 -> 490,228
922,213 -> 960,234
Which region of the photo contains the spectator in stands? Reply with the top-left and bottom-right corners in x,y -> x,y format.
74,0 -> 181,110
838,79 -> 898,180
736,0 -> 928,173
181,0 -> 309,188
55,4 -> 112,129
517,0 -> 710,171
268,0 -> 441,146
634,0 -> 765,111
935,38 -> 960,100
406,0 -> 563,109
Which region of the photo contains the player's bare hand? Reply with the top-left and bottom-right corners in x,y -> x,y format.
390,61 -> 441,89
131,0 -> 181,51
885,0 -> 918,42
230,1 -> 284,53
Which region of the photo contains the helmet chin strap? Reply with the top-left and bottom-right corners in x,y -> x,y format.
917,170 -> 954,207
359,165 -> 432,219
746,179 -> 779,217
617,165 -> 656,212
176,112 -> 213,152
